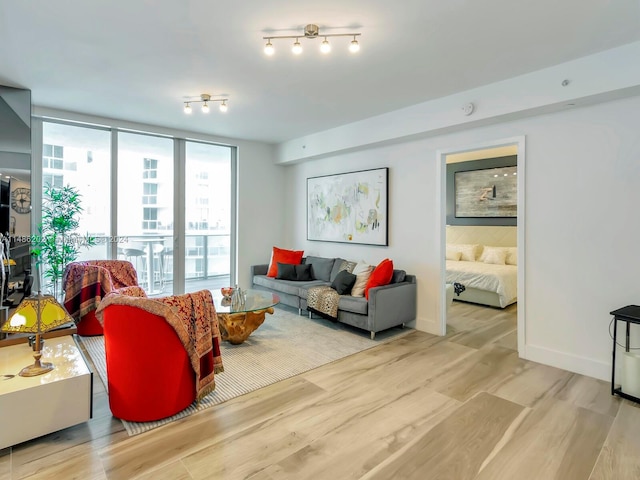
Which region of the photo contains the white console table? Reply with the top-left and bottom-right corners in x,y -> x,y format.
0,335 -> 92,449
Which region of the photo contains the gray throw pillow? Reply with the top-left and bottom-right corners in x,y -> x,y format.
331,270 -> 357,295
276,262 -> 313,281
276,263 -> 297,280
295,264 -> 313,281
391,269 -> 406,284
304,256 -> 335,282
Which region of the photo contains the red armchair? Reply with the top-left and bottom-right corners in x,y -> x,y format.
96,289 -> 224,422
63,260 -> 144,336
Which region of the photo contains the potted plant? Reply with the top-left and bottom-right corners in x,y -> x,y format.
31,184 -> 96,299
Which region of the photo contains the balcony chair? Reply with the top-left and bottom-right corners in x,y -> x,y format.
62,260 -> 145,336
121,243 -> 148,288
95,289 -> 224,422
144,243 -> 165,291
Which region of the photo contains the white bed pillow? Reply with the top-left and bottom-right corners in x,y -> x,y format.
480,246 -> 507,265
445,247 -> 462,261
505,247 -> 517,266
447,243 -> 481,262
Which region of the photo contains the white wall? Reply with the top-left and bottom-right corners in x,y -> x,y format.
236,141 -> 286,288
283,95 -> 640,381
277,41 -> 640,164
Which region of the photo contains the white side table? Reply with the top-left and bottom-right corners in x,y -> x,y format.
0,335 -> 93,449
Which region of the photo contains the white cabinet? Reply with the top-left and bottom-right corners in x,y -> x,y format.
0,335 -> 92,449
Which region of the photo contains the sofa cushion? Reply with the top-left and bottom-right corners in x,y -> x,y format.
253,275 -> 322,296
365,259 -> 394,299
298,281 -> 333,299
331,270 -> 356,295
338,295 -> 368,315
276,263 -> 313,281
304,256 -> 335,282
267,247 -> 304,277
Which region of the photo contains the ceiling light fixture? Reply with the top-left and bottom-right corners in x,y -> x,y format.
263,24 -> 361,56
349,36 -> 360,53
292,38 -> 303,55
320,37 -> 331,54
183,94 -> 229,114
264,40 -> 275,56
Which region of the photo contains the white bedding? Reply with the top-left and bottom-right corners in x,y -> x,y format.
446,260 -> 517,308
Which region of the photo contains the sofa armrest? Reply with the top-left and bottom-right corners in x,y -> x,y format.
251,264 -> 269,276
368,281 -> 417,333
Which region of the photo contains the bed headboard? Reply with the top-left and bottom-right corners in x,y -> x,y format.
446,225 -> 517,247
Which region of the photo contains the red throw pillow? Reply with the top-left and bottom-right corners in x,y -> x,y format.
364,258 -> 394,299
267,246 -> 304,277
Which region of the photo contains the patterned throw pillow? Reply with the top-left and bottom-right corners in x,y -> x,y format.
338,260 -> 357,274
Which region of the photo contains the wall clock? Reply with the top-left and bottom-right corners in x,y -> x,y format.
11,187 -> 31,214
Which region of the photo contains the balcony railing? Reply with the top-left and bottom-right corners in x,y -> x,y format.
76,233 -> 231,290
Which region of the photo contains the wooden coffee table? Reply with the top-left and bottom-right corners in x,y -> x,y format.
213,289 -> 280,344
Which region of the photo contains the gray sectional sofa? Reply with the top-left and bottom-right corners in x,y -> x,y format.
251,255 -> 417,339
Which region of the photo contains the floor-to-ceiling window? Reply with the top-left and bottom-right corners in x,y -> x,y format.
117,132 -> 174,295
184,141 -> 232,293
41,122 -> 111,263
39,119 -> 235,297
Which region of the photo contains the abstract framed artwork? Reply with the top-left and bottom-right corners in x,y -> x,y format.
454,165 -> 517,218
307,167 -> 388,245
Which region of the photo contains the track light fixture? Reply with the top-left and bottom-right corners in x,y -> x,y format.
183,94 -> 229,114
263,24 -> 361,56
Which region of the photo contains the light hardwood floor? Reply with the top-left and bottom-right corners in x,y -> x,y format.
1,301 -> 639,480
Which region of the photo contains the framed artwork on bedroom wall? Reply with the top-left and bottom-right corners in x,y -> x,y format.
307,167 -> 389,246
446,156 -> 517,226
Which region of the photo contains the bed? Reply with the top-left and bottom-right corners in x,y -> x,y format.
446,244 -> 517,308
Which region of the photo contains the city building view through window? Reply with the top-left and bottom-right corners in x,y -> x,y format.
42,121 -> 233,296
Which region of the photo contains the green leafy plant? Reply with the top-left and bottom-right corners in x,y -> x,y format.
31,184 -> 96,299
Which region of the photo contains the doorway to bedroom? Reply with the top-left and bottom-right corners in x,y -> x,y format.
438,137 -> 525,356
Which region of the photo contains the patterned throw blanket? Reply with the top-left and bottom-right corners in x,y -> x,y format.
63,260 -> 145,324
307,285 -> 341,321
96,289 -> 224,402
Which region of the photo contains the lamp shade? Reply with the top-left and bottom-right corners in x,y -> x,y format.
1,293 -> 73,334
1,292 -> 74,377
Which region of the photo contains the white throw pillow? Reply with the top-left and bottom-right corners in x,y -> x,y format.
480,246 -> 507,265
445,247 -> 462,261
447,243 -> 481,262
351,261 -> 374,297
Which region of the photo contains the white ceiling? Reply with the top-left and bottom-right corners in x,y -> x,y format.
1,1 -> 639,144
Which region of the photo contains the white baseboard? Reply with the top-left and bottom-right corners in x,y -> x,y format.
415,316 -> 441,336
524,344 -> 610,381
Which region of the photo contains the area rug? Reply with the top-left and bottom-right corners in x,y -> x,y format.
79,306 -> 412,436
